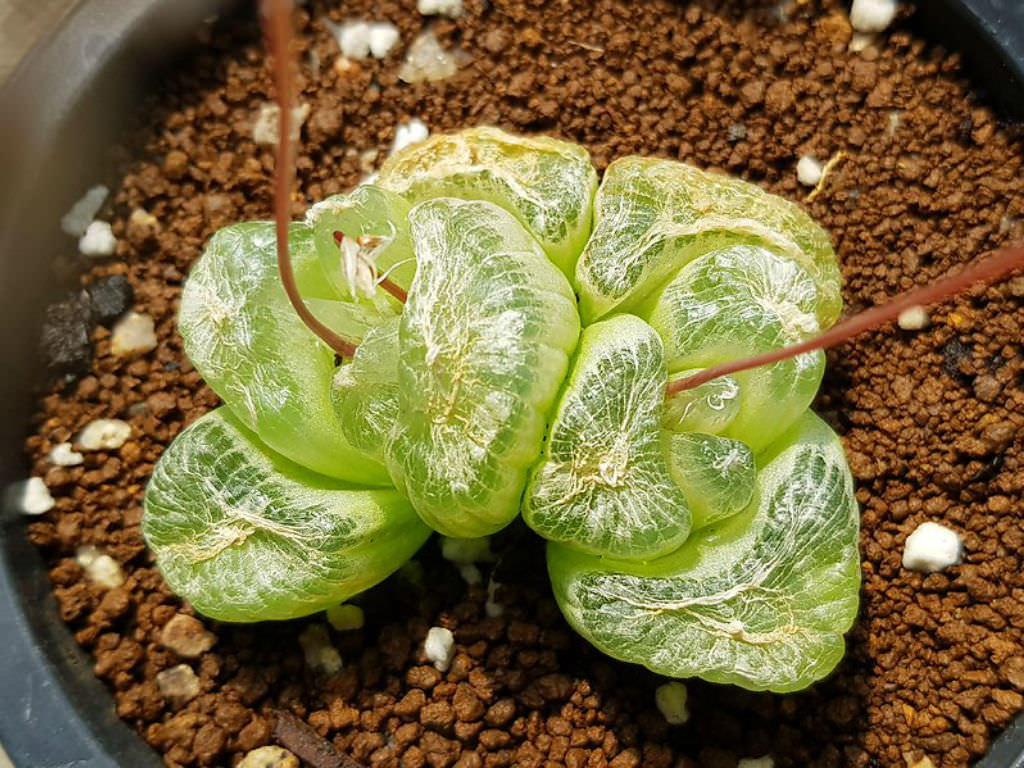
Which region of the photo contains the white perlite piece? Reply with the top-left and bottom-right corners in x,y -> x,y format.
391,119 -> 430,156
903,522 -> 963,573
61,185 -> 109,237
18,477 -> 55,515
424,626 -> 455,672
76,545 -> 125,589
324,19 -> 399,59
398,30 -> 458,83
797,156 -> 823,187
49,441 -> 84,466
78,418 -> 132,451
485,578 -> 504,618
252,103 -> 311,146
850,0 -> 898,33
326,604 -> 365,631
738,757 -> 775,768
654,682 -> 690,725
239,746 -> 300,768
440,535 -> 492,564
418,0 -> 463,17
299,624 -> 343,674
458,564 -> 482,585
111,311 -> 158,357
79,221 -> 118,257
368,23 -> 400,58
897,305 -> 930,330
156,664 -> 201,707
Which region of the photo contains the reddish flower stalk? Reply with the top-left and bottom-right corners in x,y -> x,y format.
264,0 -> 358,359
666,243 -> 1024,396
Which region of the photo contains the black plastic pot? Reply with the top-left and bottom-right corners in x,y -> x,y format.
0,1 -> 1022,766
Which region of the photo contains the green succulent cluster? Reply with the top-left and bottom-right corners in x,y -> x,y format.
143,127 -> 860,692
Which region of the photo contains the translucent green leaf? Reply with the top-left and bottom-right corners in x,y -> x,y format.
664,432 -> 755,530
375,126 -> 598,276
387,198 -> 580,537
179,222 -> 390,484
333,318 -> 401,465
142,409 -> 431,622
662,370 -> 741,434
522,315 -> 691,561
644,245 -> 825,452
548,412 -> 860,693
575,156 -> 842,325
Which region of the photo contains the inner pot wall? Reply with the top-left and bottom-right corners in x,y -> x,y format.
0,1 -> 1021,766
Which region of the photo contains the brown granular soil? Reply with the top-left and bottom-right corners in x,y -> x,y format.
21,0 -> 1024,766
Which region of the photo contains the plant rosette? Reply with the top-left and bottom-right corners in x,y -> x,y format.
143,124 -> 865,693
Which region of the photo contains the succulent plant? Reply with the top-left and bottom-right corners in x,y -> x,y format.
143,125 -> 869,692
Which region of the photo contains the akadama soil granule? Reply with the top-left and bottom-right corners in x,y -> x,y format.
22,1 -> 1024,767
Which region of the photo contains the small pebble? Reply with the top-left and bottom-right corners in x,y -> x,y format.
326,604 -> 365,631
156,664 -> 201,708
392,118 -> 430,156
418,0 -> 463,17
485,578 -> 504,618
126,207 -> 160,246
398,31 -> 458,83
110,311 -> 157,357
49,442 -> 84,467
160,614 -> 217,657
909,759 -> 936,768
40,294 -> 93,374
238,746 -> 300,768
87,274 -> 134,326
654,682 -> 690,725
797,155 -> 823,187
324,20 -> 399,60
78,418 -> 132,451
848,31 -> 876,52
299,624 -> 343,674
849,0 -> 898,33
737,758 -> 775,768
424,626 -> 455,672
17,477 -> 55,515
440,535 -> 492,564
75,545 -> 125,589
368,22 -> 400,58
902,521 -> 963,573
61,185 -> 109,237
897,305 -> 930,330
78,220 -> 117,257
252,103 -> 310,146
458,564 -> 483,585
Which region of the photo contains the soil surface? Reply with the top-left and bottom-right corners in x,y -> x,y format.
22,1 -> 1024,767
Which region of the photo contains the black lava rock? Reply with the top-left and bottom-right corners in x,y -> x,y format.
86,274 -> 133,326
39,292 -> 93,375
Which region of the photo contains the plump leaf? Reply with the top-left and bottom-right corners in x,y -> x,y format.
387,198 -> 580,537
548,412 -> 860,693
522,315 -> 692,561
179,222 -> 391,484
644,245 -> 825,452
375,126 -> 598,276
662,371 -> 741,434
664,432 -> 755,530
334,318 -> 401,465
575,156 -> 842,325
142,409 -> 431,622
